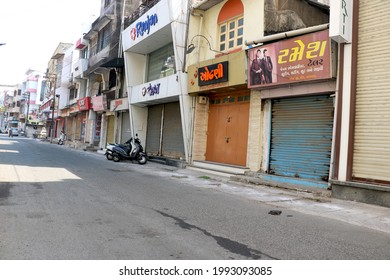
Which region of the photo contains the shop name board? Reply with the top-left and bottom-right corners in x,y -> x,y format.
329,0 -> 352,43
198,62 -> 228,87
111,98 -> 128,111
77,97 -> 91,111
248,30 -> 332,89
131,13 -> 158,41
92,95 -> 106,111
142,83 -> 161,97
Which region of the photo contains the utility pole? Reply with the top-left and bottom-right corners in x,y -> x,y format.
44,71 -> 57,144
49,75 -> 57,144
24,92 -> 30,134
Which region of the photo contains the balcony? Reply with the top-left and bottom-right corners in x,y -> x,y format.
124,0 -> 161,29
73,58 -> 89,78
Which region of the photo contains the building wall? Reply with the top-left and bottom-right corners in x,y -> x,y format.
191,97 -> 209,161
247,90 -> 262,171
188,0 -> 264,66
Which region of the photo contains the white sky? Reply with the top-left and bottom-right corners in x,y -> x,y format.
0,0 -> 101,85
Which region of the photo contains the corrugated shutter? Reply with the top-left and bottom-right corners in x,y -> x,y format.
162,102 -> 185,158
66,117 -> 73,140
352,1 -> 390,182
75,114 -> 82,140
106,115 -> 115,144
146,104 -> 163,155
145,102 -> 185,158
120,112 -> 131,142
270,95 -> 333,181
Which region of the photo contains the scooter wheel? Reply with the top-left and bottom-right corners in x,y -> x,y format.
137,155 -> 147,165
106,153 -> 113,160
113,153 -> 121,162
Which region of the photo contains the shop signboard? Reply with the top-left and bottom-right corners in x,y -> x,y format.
110,97 -> 128,111
92,95 -> 106,112
198,61 -> 229,87
77,97 -> 91,111
122,0 -> 170,51
248,30 -> 332,89
329,0 -> 353,43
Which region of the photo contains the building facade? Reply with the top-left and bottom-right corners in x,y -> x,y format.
187,0 -> 332,184
58,0 -> 137,150
122,0 -> 192,163
1,85 -> 21,132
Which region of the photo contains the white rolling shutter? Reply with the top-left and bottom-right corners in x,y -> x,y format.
352,0 -> 390,181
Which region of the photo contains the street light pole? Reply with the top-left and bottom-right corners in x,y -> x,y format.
49,77 -> 57,144
50,95 -> 55,143
24,92 -> 30,134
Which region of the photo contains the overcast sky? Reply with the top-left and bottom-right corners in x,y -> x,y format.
0,0 -> 101,85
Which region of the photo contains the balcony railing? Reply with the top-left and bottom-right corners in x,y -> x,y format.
124,0 -> 161,29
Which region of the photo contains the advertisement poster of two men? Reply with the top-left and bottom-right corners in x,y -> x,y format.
248,30 -> 333,89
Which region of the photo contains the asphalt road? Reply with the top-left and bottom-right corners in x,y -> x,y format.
1,134 -> 389,260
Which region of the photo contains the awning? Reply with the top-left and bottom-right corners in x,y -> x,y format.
100,57 -> 124,68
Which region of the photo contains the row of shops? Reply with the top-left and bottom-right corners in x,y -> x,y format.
46,0 -> 389,207
188,28 -> 336,190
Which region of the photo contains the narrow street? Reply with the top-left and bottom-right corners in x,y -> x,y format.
1,135 -> 389,260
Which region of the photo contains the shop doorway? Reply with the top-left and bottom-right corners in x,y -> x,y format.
206,92 -> 250,166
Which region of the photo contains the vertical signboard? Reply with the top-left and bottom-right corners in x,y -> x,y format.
329,0 -> 353,43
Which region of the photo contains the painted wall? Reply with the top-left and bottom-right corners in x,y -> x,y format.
187,0 -> 264,66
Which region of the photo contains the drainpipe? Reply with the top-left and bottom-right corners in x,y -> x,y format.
182,2 -> 192,72
245,23 -> 329,46
192,12 -> 204,62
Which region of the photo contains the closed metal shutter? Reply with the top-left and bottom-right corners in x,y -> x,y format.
66,117 -> 73,140
145,102 -> 185,158
352,1 -> 390,182
106,115 -> 115,144
75,114 -> 82,140
146,104 -> 163,155
162,102 -> 185,158
270,95 -> 334,181
120,112 -> 131,142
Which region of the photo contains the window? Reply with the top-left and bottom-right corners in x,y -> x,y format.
219,16 -> 244,52
97,24 -> 112,52
80,47 -> 88,59
147,43 -> 175,82
217,0 -> 244,52
69,87 -> 78,101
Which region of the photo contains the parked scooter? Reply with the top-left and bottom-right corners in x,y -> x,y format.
107,135 -> 147,164
105,141 -> 126,160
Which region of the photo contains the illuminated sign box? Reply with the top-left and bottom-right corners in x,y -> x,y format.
248,30 -> 333,89
198,61 -> 229,87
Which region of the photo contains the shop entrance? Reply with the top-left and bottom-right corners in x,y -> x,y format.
206,92 -> 250,166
